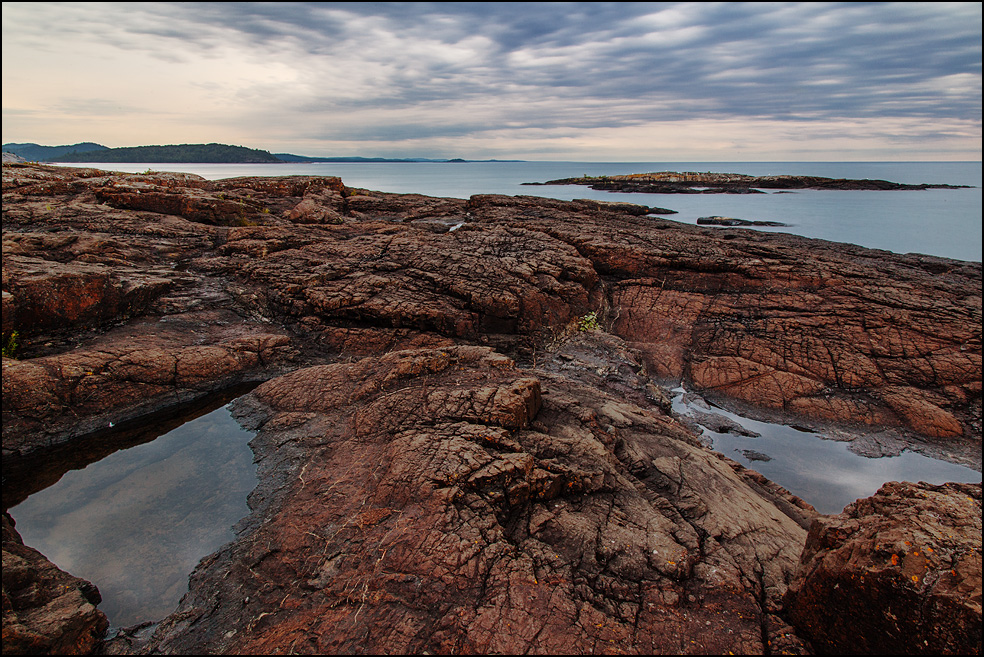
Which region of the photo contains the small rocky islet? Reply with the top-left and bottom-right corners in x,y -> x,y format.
523,170 -> 973,194
2,163 -> 980,655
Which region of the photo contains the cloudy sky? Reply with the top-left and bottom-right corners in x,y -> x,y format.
2,2 -> 981,161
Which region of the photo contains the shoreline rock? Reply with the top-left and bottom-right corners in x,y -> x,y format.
2,512 -> 109,654
3,163 -> 980,654
783,481 -> 982,655
696,215 -> 789,227
139,344 -> 814,655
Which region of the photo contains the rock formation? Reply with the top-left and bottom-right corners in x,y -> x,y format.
2,163 -> 981,654
696,216 -> 788,227
524,171 -> 973,193
140,343 -> 813,654
784,481 -> 982,655
2,513 -> 108,654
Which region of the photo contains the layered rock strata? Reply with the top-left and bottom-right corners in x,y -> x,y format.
2,163 -> 981,654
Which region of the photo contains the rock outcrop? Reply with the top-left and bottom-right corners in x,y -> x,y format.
4,165 -> 979,461
783,481 -> 982,655
142,344 -> 812,655
1,309 -> 294,453
696,216 -> 788,227
3,163 -> 981,654
2,513 -> 108,655
463,194 -> 981,466
525,171 -> 973,193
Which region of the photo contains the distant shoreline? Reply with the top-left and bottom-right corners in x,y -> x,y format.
1,141 -> 524,164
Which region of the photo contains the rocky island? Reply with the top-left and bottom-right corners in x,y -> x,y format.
2,163 -> 981,655
524,171 -> 974,194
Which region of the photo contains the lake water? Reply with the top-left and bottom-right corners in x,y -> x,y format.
671,389 -> 981,515
59,160 -> 983,262
6,396 -> 257,628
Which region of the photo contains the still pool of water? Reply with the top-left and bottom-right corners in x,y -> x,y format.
671,388 -> 982,514
5,395 -> 258,628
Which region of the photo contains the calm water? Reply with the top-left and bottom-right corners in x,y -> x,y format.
7,400 -> 257,627
59,160 -> 982,261
672,389 -> 982,514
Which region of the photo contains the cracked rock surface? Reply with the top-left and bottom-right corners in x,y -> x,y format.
142,345 -> 811,655
783,481 -> 982,655
3,164 -> 981,654
2,512 -> 108,655
4,165 -> 980,461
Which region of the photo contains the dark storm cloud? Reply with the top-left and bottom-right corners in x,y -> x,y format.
126,1 -> 979,125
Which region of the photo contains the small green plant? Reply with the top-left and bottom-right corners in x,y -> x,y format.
2,331 -> 19,358
577,311 -> 601,332
534,308 -> 612,362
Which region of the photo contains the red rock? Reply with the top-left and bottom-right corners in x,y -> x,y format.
2,513 -> 108,655
2,164 -> 980,654
4,164 -> 979,452
783,481 -> 982,655
1,314 -> 296,454
142,346 -> 812,655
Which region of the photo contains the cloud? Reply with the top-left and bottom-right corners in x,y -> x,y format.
2,1 -> 980,159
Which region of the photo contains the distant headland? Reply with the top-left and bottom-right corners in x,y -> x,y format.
524,171 -> 972,192
1,142 -> 523,164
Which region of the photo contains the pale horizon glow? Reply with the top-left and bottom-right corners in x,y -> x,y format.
2,2 -> 981,162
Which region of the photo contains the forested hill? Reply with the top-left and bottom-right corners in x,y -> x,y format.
2,142 -> 108,161
47,143 -> 282,163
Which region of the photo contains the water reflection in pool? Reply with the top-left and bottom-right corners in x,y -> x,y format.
672,388 -> 982,514
6,394 -> 257,628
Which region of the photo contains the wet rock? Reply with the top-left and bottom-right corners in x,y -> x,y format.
739,449 -> 772,462
697,216 -> 788,227
687,409 -> 762,437
783,481 -> 982,655
2,512 -> 108,655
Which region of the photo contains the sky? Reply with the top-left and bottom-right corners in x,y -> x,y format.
2,2 -> 981,161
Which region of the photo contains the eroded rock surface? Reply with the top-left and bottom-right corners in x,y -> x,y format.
783,481 -> 982,655
4,164 -> 980,461
2,513 -> 108,655
463,194 -> 981,464
142,345 -> 811,655
3,163 -> 981,654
